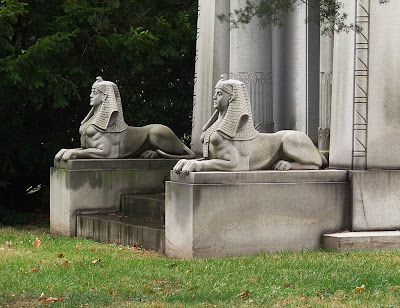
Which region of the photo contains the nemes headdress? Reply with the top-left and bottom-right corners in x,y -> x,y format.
201,75 -> 258,157
81,77 -> 128,133
203,75 -> 258,139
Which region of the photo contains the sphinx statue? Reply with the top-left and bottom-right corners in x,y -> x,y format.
55,77 -> 195,161
173,75 -> 327,173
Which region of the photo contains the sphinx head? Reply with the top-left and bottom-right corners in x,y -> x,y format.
82,77 -> 128,133
205,75 -> 258,141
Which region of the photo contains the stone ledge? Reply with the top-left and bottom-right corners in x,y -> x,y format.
323,231 -> 400,251
54,158 -> 179,170
170,169 -> 348,184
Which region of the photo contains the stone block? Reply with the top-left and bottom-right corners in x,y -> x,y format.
50,159 -> 176,237
323,231 -> 400,251
165,170 -> 349,258
350,170 -> 400,231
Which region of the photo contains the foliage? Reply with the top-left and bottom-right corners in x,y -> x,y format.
2,226 -> 400,306
219,0 -> 363,35
0,0 -> 197,215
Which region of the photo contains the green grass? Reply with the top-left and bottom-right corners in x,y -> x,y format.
1,226 -> 400,307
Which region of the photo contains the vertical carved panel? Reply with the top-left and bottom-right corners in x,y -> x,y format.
353,0 -> 370,169
318,72 -> 332,151
230,72 -> 274,133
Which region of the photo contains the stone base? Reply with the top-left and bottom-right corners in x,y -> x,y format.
50,159 -> 177,237
350,170 -> 400,231
323,231 -> 400,251
165,170 -> 349,258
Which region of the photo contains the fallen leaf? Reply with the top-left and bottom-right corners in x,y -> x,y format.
32,237 -> 42,247
58,253 -> 64,258
43,296 -> 62,303
112,291 -> 118,296
6,240 -> 12,247
19,268 -> 24,273
248,278 -> 257,282
31,265 -> 40,272
353,285 -> 365,293
236,290 -> 249,298
389,285 -> 400,291
60,260 -> 69,268
91,259 -> 101,265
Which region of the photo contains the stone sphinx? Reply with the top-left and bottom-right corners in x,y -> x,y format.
173,75 -> 327,173
55,77 -> 195,161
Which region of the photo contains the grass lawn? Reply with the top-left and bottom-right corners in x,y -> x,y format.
1,226 -> 400,307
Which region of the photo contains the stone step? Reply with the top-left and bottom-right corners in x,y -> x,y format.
323,231 -> 400,251
77,213 -> 165,253
120,193 -> 165,222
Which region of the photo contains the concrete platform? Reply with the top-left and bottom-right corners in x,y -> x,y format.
166,169 -> 350,258
323,231 -> 400,251
50,159 -> 177,237
77,213 -> 165,253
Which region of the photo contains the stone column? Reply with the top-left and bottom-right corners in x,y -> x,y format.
330,0 -> 400,169
319,31 -> 334,155
191,0 -> 230,154
229,0 -> 273,133
271,0 -> 320,143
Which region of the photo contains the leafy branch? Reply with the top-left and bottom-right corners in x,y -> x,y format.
218,0 -> 363,35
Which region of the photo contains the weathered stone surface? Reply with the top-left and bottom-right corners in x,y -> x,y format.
323,231 -> 400,251
77,214 -> 165,253
165,170 -> 349,258
350,170 -> 400,231
50,159 -> 176,237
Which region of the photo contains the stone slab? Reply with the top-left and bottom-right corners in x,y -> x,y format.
323,231 -> 400,251
77,214 -> 165,253
50,159 -> 177,237
54,158 -> 178,170
165,170 -> 349,258
170,169 -> 348,184
350,170 -> 400,231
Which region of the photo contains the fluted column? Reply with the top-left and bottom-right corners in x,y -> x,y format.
229,0 -> 273,133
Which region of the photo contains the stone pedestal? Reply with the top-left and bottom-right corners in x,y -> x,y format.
165,170 -> 349,258
50,159 -> 177,237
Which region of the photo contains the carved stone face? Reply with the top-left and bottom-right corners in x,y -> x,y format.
90,88 -> 105,107
213,88 -> 230,111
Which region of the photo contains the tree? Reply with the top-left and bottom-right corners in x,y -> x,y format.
219,0 -> 362,34
0,0 -> 197,222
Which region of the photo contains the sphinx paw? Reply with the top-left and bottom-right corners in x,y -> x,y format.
273,160 -> 292,171
140,150 -> 160,159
